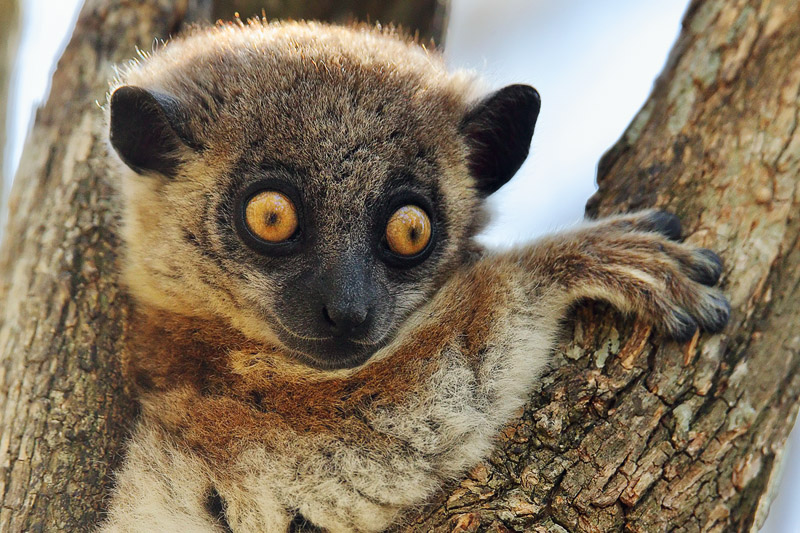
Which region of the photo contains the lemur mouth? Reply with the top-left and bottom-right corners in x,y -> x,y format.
280,335 -> 391,370
253,301 -> 399,369
264,309 -> 395,370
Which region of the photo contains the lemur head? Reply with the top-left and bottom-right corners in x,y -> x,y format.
108,21 -> 539,370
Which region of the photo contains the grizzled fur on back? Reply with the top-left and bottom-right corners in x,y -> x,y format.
101,19 -> 729,533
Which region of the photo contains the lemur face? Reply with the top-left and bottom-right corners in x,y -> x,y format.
223,156 -> 453,369
108,23 -> 539,369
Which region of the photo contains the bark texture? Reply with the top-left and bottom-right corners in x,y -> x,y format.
0,0 -> 20,230
0,1 -> 212,530
401,0 -> 800,531
213,0 -> 449,44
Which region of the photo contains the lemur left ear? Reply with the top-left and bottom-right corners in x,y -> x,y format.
109,85 -> 197,178
460,84 -> 540,196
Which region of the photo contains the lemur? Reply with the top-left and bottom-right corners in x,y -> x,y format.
100,20 -> 730,533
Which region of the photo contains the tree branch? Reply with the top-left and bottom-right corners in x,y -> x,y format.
0,1 -> 212,529
0,0 -> 19,235
401,0 -> 800,530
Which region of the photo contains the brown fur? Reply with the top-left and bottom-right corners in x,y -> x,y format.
100,21 -> 729,533
127,259 -> 511,462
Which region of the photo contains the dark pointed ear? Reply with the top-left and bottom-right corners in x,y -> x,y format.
460,84 -> 541,196
109,85 -> 196,178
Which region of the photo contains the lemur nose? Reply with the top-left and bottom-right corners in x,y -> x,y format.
322,303 -> 370,338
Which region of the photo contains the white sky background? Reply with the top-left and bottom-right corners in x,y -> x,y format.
1,1 -> 798,530
3,0 -> 81,188
448,0 -> 694,244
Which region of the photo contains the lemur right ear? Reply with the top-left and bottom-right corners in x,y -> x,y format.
109,86 -> 195,178
460,84 -> 540,196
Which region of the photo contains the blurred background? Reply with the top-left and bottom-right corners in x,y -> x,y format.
0,1 -> 796,530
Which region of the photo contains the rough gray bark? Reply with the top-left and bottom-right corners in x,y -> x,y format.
400,0 -> 800,531
0,0 -> 20,233
0,1 -> 212,530
213,0 -> 449,44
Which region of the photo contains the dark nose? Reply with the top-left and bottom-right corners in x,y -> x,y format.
316,252 -> 377,339
322,302 -> 371,338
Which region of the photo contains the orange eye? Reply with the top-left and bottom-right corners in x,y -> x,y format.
244,191 -> 299,243
385,205 -> 432,256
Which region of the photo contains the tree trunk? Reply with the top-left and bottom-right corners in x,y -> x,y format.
0,0 -> 19,232
1,0 -> 798,532
0,1 -> 212,530
401,0 -> 800,531
213,0 -> 449,44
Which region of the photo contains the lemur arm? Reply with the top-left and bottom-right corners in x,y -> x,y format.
385,210 -> 729,484
504,209 -> 728,341
458,209 -> 727,347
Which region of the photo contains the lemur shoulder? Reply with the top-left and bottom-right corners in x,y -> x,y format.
100,19 -> 730,533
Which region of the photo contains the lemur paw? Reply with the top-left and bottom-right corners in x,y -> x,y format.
638,210 -> 728,342
584,210 -> 730,342
637,210 -> 684,241
662,247 -> 729,342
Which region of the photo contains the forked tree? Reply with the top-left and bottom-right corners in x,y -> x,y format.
0,0 -> 797,531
